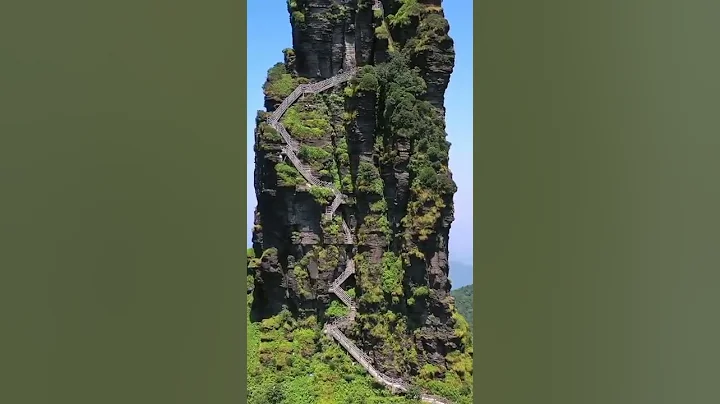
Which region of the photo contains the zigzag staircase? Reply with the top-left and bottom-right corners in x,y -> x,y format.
265,67 -> 451,404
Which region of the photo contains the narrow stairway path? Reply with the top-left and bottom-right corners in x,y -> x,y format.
265,68 -> 452,404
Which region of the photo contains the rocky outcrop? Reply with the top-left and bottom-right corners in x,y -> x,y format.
250,0 -> 469,387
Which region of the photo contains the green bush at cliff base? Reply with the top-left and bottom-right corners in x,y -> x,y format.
247,309 -> 414,404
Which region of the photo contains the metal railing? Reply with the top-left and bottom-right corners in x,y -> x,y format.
302,69 -> 357,94
328,259 -> 355,291
327,194 -> 344,215
323,259 -> 452,403
269,85 -> 304,122
325,326 -> 408,392
326,326 -> 372,365
281,147 -> 318,186
341,221 -> 353,244
336,287 -> 353,306
272,122 -> 299,151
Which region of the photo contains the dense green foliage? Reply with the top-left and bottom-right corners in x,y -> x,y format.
276,162 -> 304,187
264,63 -> 302,100
308,185 -> 335,205
298,144 -> 341,187
387,0 -> 422,27
355,161 -> 384,195
348,51 -> 472,403
247,307 -> 422,404
450,285 -> 473,332
282,103 -> 332,139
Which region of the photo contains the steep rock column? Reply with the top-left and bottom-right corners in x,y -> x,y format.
251,0 -> 472,391
252,1 -> 364,321
289,1 -> 360,78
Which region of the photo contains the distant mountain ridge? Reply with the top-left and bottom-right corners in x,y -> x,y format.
449,260 -> 473,289
451,284 -> 473,332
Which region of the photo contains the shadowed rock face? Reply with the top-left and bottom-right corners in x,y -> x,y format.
251,0 -> 465,381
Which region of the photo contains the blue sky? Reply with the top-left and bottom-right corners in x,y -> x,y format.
246,1 -> 473,284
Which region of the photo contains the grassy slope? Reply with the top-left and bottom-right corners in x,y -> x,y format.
247,297 -> 413,404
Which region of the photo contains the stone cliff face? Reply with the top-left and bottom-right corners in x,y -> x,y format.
249,0 -> 471,386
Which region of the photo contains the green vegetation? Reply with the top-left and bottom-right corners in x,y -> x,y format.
258,121 -> 282,144
261,247 -> 278,259
292,10 -> 305,24
247,249 -> 261,270
293,264 -> 313,299
408,12 -> 449,53
452,311 -> 472,349
317,246 -> 341,272
275,162 -> 304,187
299,145 -> 332,165
264,63 -> 301,100
321,215 -> 342,240
309,186 -> 335,205
355,161 -> 384,195
298,144 -> 340,186
369,198 -> 387,213
356,66 -> 380,93
326,300 -> 349,319
247,248 -> 260,293
450,284 -> 473,332
342,51 -> 471,403
334,137 -> 353,193
357,213 -> 391,246
412,286 -> 429,298
351,53 -> 455,245
387,0 -> 422,27
248,308 -> 418,404
322,3 -> 350,23
282,103 -> 332,139
287,0 -> 306,27
251,9 -> 471,401
375,22 -> 390,40
380,252 -> 403,303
